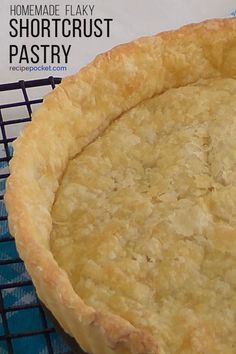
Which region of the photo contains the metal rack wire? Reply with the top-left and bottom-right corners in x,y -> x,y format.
0,77 -> 85,354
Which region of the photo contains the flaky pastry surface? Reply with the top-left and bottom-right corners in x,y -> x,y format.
5,18 -> 236,354
51,78 -> 236,354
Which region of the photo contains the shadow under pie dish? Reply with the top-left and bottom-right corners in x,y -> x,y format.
5,18 -> 236,354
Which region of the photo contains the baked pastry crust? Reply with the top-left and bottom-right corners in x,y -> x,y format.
5,18 -> 236,354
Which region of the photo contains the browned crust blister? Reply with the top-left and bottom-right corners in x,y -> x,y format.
4,18 -> 236,354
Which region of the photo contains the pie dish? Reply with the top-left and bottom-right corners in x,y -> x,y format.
5,18 -> 236,354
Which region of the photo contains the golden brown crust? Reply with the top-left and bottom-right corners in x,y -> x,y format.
5,18 -> 236,354
50,76 -> 236,353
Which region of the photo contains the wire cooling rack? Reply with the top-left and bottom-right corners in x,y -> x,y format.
0,77 -> 86,354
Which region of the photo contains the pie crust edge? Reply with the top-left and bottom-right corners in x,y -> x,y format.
5,18 -> 236,354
